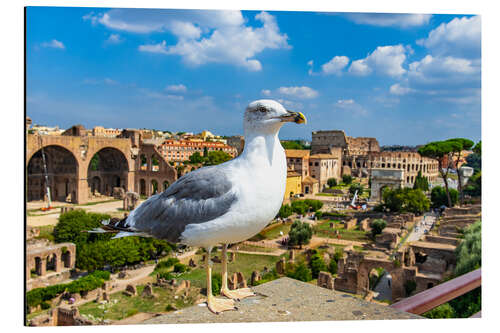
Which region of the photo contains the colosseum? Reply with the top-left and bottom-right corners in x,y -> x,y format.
311,130 -> 439,187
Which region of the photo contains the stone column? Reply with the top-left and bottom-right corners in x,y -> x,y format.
55,253 -> 62,272
39,258 -> 47,276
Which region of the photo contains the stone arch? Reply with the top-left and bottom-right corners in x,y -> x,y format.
34,257 -> 42,276
151,179 -> 159,195
163,180 -> 170,191
151,154 -> 160,172
139,179 -> 146,196
90,176 -> 102,195
62,250 -> 72,268
27,145 -> 79,203
46,253 -> 57,272
140,154 -> 148,171
87,147 -> 129,197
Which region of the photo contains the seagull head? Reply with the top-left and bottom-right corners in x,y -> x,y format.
244,99 -> 307,135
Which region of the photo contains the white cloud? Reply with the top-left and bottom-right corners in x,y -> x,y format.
106,34 -> 123,44
334,99 -> 367,115
139,41 -> 168,54
408,55 -> 480,84
141,88 -> 185,101
336,99 -> 354,105
321,56 -> 349,75
261,89 -> 272,96
389,83 -> 414,95
349,45 -> 407,77
89,9 -> 289,71
278,86 -> 318,99
41,39 -> 65,49
348,59 -> 371,76
165,84 -> 187,93
277,99 -> 304,110
345,13 -> 432,28
417,16 -> 480,58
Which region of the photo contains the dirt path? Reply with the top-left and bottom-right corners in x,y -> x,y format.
27,199 -> 146,227
228,249 -> 285,256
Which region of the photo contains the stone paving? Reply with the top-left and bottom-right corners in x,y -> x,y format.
143,277 -> 420,325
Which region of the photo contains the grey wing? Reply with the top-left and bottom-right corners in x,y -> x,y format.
127,166 -> 237,243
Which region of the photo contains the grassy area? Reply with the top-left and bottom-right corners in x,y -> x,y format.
315,193 -> 344,197
235,244 -> 280,253
259,222 -> 292,239
34,225 -> 55,241
248,222 -> 292,241
78,284 -> 199,322
175,252 -> 282,289
314,221 -> 370,242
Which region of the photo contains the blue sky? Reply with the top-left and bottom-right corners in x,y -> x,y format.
26,7 -> 481,145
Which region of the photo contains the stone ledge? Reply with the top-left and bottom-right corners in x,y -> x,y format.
142,277 -> 420,325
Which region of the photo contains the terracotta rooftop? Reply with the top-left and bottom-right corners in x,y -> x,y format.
285,149 -> 310,158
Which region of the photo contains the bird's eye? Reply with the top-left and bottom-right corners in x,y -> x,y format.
256,107 -> 267,113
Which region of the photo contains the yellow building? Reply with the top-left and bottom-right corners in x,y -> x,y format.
284,171 -> 302,202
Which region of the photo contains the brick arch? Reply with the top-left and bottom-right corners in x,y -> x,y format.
86,147 -> 131,197
27,134 -> 137,203
27,144 -> 80,203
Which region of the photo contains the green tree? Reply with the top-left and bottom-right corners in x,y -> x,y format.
328,258 -> 338,275
413,171 -> 429,191
473,140 -> 481,155
455,221 -> 481,276
291,200 -> 308,215
327,178 -> 337,187
204,151 -> 233,166
423,303 -> 456,319
465,153 -> 481,172
286,261 -> 312,282
431,186 -> 458,208
189,152 -> 204,164
447,138 -> 474,205
349,183 -> 364,197
90,154 -> 100,171
309,253 -> 327,279
280,140 -> 309,150
418,140 -> 460,207
288,221 -> 312,248
464,171 -> 481,197
370,219 -> 387,239
278,204 -> 293,218
53,210 -> 112,245
342,174 -> 353,185
382,188 -> 430,214
303,199 -> 323,212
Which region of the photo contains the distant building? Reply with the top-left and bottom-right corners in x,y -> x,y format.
311,129 -> 439,186
285,149 -> 341,194
92,126 -> 122,137
158,139 -> 238,162
31,124 -> 64,136
284,171 -> 302,202
309,153 -> 341,190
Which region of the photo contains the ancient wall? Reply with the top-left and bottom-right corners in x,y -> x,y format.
369,168 -> 404,202
26,242 -> 76,289
311,130 -> 347,154
135,144 -> 177,197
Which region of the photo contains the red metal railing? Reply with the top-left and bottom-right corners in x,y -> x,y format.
390,268 -> 481,316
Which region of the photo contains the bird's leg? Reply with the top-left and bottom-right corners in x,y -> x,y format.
205,246 -> 236,314
220,244 -> 255,300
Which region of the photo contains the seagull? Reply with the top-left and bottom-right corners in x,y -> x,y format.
91,100 -> 306,314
